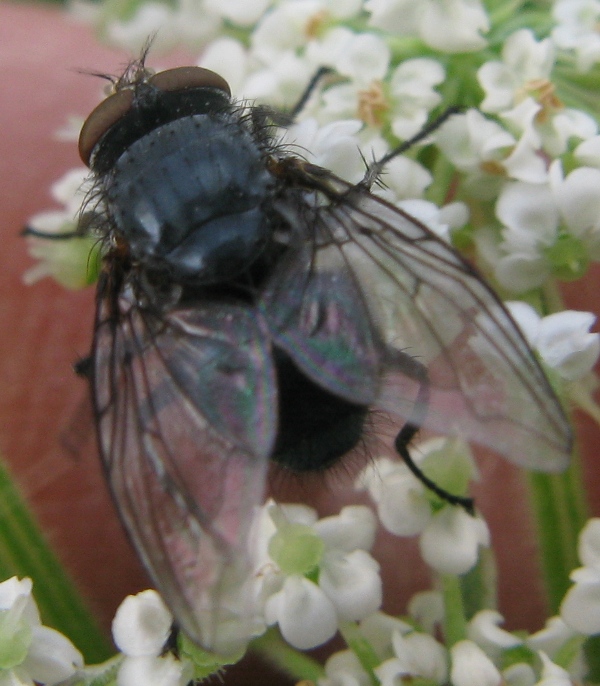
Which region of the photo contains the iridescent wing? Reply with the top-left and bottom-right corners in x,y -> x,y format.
92,275 -> 276,654
261,162 -> 572,471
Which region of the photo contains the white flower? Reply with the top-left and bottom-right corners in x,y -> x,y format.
419,506 -> 490,575
318,650 -> 371,686
198,38 -> 250,94
494,181 -> 558,291
550,160 -> 600,259
116,655 -> 193,686
240,51 -> 314,108
204,0 -> 273,26
365,0 -> 423,35
373,156 -> 432,203
357,455 -> 432,536
467,610 -> 522,660
506,302 -> 600,381
387,58 -> 444,140
311,31 -> 390,127
552,0 -> 600,72
375,630 -> 447,685
112,590 -> 173,656
395,199 -> 468,243
264,576 -> 338,649
407,591 -> 444,634
478,29 -> 597,154
357,439 -> 486,574
100,0 -> 222,53
367,0 -> 489,53
560,518 -> 600,635
358,612 -> 413,658
254,502 -> 381,649
23,168 -> 98,289
574,134 -> 600,167
526,616 -> 586,678
277,118 -> 366,183
450,640 -> 501,686
417,0 -> 489,53
534,651 -> 574,686
436,110 -> 547,200
0,577 -> 83,686
479,30 -> 555,113
112,590 -> 192,686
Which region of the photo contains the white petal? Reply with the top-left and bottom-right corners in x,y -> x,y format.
450,640 -> 501,686
264,577 -> 338,649
467,610 -> 522,656
535,651 -> 573,686
359,612 -> 412,656
117,655 -> 192,686
502,128 -> 548,183
578,518 -> 600,569
496,182 -> 559,236
204,0 -> 271,26
420,508 -> 490,575
0,578 -> 40,629
319,550 -> 382,620
504,301 -> 541,347
377,469 -> 431,536
389,631 -> 448,682
112,590 -> 173,657
335,33 -> 390,83
407,591 -> 444,634
419,0 -> 489,53
526,616 -> 576,655
560,579 -> 600,634
495,253 -> 550,293
575,135 -> 600,167
198,38 -> 248,93
374,657 -> 406,686
314,506 -> 377,552
320,649 -> 370,686
23,627 -> 83,686
502,662 -> 536,686
536,311 -> 600,380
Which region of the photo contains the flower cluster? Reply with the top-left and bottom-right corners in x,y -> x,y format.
0,576 -> 82,685
5,512 -> 600,685
20,0 -> 600,684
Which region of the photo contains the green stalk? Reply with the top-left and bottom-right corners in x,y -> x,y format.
439,574 -> 468,647
526,450 -> 588,613
338,621 -> 380,686
251,629 -> 325,682
0,454 -> 111,662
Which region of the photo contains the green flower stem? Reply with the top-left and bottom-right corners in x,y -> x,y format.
338,621 -> 380,686
0,454 -> 111,662
527,450 -> 588,613
251,629 -> 325,682
439,574 -> 468,647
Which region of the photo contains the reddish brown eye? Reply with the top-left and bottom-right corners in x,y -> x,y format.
78,67 -> 232,167
78,89 -> 134,166
149,66 -> 231,96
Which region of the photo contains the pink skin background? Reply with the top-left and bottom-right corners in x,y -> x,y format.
1,1 -> 599,673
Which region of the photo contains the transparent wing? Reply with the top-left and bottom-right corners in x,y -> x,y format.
92,280 -> 276,654
261,165 -> 572,471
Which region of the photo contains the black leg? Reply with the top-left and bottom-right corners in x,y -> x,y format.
391,351 -> 475,514
288,66 -> 334,121
22,226 -> 82,240
361,106 -> 462,189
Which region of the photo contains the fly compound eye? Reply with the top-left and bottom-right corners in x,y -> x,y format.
149,66 -> 231,96
79,89 -> 134,167
78,67 -> 231,167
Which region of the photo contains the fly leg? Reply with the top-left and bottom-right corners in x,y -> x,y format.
392,352 -> 475,514
361,106 -> 461,190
